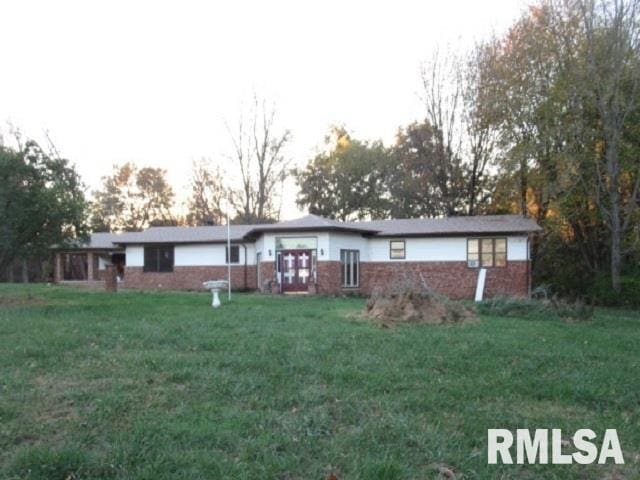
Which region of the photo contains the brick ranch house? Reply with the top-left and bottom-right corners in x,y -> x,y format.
52,214 -> 542,299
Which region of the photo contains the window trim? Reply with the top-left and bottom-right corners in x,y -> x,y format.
340,249 -> 360,288
225,245 -> 240,264
467,237 -> 507,269
143,244 -> 174,273
389,240 -> 406,260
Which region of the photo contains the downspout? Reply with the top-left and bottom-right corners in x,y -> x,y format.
241,243 -> 248,290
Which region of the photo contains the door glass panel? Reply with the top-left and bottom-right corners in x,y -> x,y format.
283,252 -> 296,284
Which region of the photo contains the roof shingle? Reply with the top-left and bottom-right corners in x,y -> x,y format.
67,214 -> 541,248
351,214 -> 542,236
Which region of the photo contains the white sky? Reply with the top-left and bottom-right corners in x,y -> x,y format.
0,0 -> 528,220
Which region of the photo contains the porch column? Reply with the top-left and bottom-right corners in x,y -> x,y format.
87,252 -> 94,281
54,253 -> 62,283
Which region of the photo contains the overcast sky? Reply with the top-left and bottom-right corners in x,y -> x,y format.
0,0 -> 528,220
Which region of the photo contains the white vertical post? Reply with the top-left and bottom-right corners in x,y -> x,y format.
227,208 -> 231,301
475,268 -> 487,302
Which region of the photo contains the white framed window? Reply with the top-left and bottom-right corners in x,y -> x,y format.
467,238 -> 507,268
340,249 -> 359,287
389,240 -> 405,259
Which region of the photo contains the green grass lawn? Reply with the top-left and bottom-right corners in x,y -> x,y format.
0,284 -> 638,479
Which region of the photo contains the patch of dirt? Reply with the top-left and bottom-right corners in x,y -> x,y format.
33,376 -> 82,424
431,463 -> 458,479
363,273 -> 477,328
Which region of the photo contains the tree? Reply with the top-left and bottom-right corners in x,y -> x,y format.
415,47 -> 498,217
226,96 -> 291,223
185,159 -> 227,226
471,0 -> 640,298
462,44 -> 501,215
0,140 -> 87,273
473,2 -> 599,295
419,49 -> 467,216
90,162 -> 175,232
385,121 -> 461,218
575,0 -> 640,292
295,127 -> 391,221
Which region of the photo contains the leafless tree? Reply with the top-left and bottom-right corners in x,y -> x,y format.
420,46 -> 497,216
463,44 -> 501,215
420,48 -> 466,216
226,95 -> 291,223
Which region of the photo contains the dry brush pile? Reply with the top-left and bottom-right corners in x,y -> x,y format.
363,272 -> 478,328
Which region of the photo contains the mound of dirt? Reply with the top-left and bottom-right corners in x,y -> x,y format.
364,284 -> 477,328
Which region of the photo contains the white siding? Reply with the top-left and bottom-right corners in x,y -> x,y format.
328,233 -> 370,261
175,244 -> 225,266
507,236 -> 528,261
127,243 -> 255,267
125,234 -> 529,267
368,237 -> 467,262
126,246 -> 144,266
175,243 -> 255,266
367,235 -> 529,262
255,235 -> 265,259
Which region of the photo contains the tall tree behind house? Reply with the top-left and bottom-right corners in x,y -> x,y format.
185,159 -> 227,226
226,95 -> 291,224
90,162 -> 176,232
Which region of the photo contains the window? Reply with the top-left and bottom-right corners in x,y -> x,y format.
467,238 -> 507,268
275,236 -> 318,250
341,250 -> 359,287
389,240 -> 406,259
144,245 -> 174,272
63,253 -> 88,280
225,245 -> 240,264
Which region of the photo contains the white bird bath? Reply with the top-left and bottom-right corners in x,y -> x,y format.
203,280 -> 229,308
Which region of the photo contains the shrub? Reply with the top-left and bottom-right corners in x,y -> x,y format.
478,296 -> 593,321
588,274 -> 640,308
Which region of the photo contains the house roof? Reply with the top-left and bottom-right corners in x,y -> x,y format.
351,214 -> 543,237
113,224 -> 258,244
62,214 -> 541,248
54,232 -> 123,251
245,214 -> 378,235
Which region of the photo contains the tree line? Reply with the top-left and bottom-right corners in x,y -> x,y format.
1,0 -> 639,302
299,0 -> 640,302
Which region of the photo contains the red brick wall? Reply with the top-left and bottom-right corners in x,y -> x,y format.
258,261 -> 277,292
123,260 -> 529,298
125,265 -> 256,291
360,261 -> 529,299
316,261 -> 343,294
